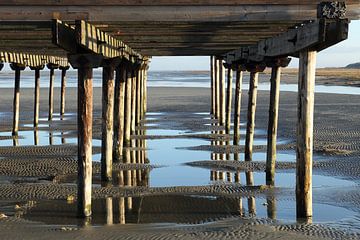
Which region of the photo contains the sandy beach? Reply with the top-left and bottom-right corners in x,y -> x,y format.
0,85 -> 359,239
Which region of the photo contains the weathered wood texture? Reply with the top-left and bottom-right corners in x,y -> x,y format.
131,71 -> 137,132
266,66 -> 282,186
101,64 -> 115,182
225,68 -> 233,133
296,50 -> 316,219
59,66 -> 69,116
10,64 -> 24,136
124,70 -> 132,147
226,19 -> 349,64
47,65 -> 56,121
113,64 -> 126,161
214,59 -> 220,119
210,56 -> 215,115
233,70 -> 243,146
219,60 -> 226,125
0,51 -> 68,67
77,64 -> 93,217
244,72 -> 259,162
32,68 -> 41,126
136,69 -> 141,124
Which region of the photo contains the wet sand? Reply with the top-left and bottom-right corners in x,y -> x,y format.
0,86 -> 360,239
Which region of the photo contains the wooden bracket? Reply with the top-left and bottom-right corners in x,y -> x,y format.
10,63 -> 26,71
245,62 -> 266,73
68,54 -> 103,69
265,57 -> 292,68
29,65 -> 45,71
59,66 -> 70,71
47,63 -> 59,70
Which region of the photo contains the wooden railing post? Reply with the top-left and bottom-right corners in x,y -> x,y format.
10,63 -> 25,136
296,50 -> 316,219
68,54 -> 103,218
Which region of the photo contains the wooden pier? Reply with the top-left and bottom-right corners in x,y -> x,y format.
0,0 -> 358,220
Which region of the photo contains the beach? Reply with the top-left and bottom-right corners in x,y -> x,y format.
0,80 -> 359,239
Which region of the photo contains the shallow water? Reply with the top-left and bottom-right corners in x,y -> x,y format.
0,111 -> 359,232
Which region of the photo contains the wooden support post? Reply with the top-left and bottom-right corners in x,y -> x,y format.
60,66 -> 69,116
266,58 -> 291,186
233,68 -> 244,146
101,59 -> 119,182
245,64 -> 265,162
296,51 -> 316,219
131,70 -> 137,132
210,56 -> 215,116
69,53 -> 102,218
124,68 -> 133,147
113,63 -> 127,162
266,66 -> 281,186
215,58 -> 220,120
143,68 -> 148,114
47,63 -> 58,121
225,67 -> 233,134
10,63 -> 25,136
141,68 -> 145,119
220,60 -> 226,125
30,65 -> 44,127
136,69 -> 141,124
244,72 -> 259,162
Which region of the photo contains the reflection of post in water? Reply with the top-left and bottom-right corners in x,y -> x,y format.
266,196 -> 277,220
13,137 -> 19,146
116,170 -> 126,224
49,132 -> 53,145
246,171 -> 256,216
33,130 -> 39,146
106,197 -> 113,225
234,171 -> 243,216
61,132 -> 66,144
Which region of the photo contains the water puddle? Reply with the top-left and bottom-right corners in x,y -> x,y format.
0,111 -> 358,232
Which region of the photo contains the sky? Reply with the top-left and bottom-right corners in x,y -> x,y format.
149,20 -> 360,71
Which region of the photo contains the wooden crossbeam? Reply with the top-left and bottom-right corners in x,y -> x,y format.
0,51 -> 68,67
225,19 -> 349,64
53,19 -> 143,63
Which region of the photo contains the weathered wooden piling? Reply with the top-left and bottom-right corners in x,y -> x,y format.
59,66 -> 69,116
30,65 -> 44,127
124,68 -> 133,147
210,56 -> 215,116
69,54 -> 102,218
233,68 -> 244,146
131,70 -> 137,132
219,60 -> 226,125
244,72 -> 258,161
215,58 -> 220,119
101,59 -> 117,182
10,63 -> 25,136
265,58 -> 291,186
296,51 -> 317,219
136,68 -> 142,124
225,66 -> 233,134
244,64 -> 265,161
113,63 -> 126,161
47,63 -> 58,121
143,67 -> 148,114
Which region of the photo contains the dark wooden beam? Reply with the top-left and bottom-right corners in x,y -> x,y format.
225,19 -> 349,64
